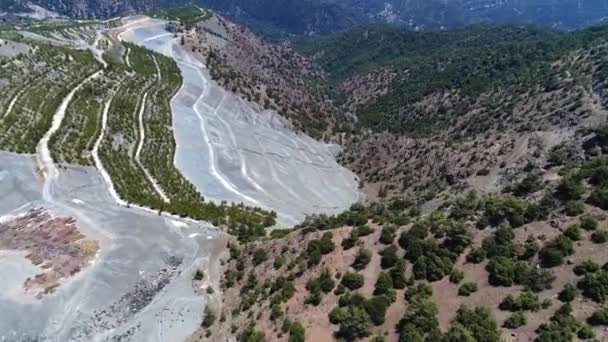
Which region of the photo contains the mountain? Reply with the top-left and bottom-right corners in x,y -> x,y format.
9,0 -> 608,35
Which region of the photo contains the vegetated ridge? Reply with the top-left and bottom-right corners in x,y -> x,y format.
170,11 -> 608,342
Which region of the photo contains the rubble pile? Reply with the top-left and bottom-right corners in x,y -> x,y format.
0,208 -> 99,296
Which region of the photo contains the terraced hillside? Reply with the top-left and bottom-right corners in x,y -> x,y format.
0,40 -> 100,153
0,24 -> 276,229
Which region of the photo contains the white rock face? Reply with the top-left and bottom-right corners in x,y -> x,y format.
0,152 -> 218,342
119,18 -> 360,226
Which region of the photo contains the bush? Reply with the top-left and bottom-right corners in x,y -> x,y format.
503,311 -> 527,329
573,259 -> 599,275
364,296 -> 391,325
486,256 -> 516,286
341,272 -> 364,290
556,176 -> 585,201
482,227 -> 516,259
466,247 -> 487,263
337,306 -> 371,340
563,224 -> 582,241
558,284 -> 578,302
374,272 -> 396,302
513,174 -> 543,197
449,269 -> 464,284
240,323 -> 266,342
270,303 -> 283,321
445,306 -> 501,342
589,187 -> 608,210
578,270 -> 608,303
352,247 -> 372,270
588,307 -> 608,325
274,256 -> 285,269
355,225 -> 374,237
201,306 -> 216,328
458,282 -> 478,296
288,321 -> 305,342
379,226 -> 396,244
398,294 -> 441,341
539,235 -> 574,267
341,232 -> 359,250
304,233 -> 335,266
499,291 -> 541,312
592,229 -> 608,243
390,259 -> 407,289
581,215 -> 599,231
564,200 -> 585,216
306,269 -> 335,306
253,249 -> 268,265
380,245 -> 399,269
481,195 -> 530,228
535,303 -> 580,342
329,306 -> 347,324
405,283 -> 433,301
577,324 -> 595,340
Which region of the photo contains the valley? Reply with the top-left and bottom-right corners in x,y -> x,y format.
0,10 -> 359,342
4,3 -> 608,342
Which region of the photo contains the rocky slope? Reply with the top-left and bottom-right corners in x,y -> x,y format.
10,0 -> 608,35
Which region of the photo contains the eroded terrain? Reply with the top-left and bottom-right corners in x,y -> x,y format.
0,152 -> 223,341
118,17 -> 360,226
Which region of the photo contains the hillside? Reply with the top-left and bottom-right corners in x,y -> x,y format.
190,139 -> 608,341
9,0 -> 608,36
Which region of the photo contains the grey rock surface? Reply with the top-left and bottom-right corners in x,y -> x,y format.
0,152 -> 219,342
120,18 -> 360,226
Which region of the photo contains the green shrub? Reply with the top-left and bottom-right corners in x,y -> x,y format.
466,247 -> 487,263
563,224 -> 582,241
449,269 -> 464,284
487,256 -> 516,286
503,311 -> 527,329
535,303 -> 580,342
539,235 -> 574,267
390,259 -> 407,289
581,215 -> 599,231
379,226 -> 396,244
274,256 -> 285,269
341,233 -> 358,250
288,321 -> 305,342
240,322 -> 266,342
592,229 -> 608,243
564,200 -> 585,216
458,282 -> 478,296
337,306 -> 371,340
364,296 -> 391,326
304,233 -> 335,266
578,270 -> 608,303
380,245 -> 399,269
201,306 -> 216,328
589,187 -> 608,210
341,272 -> 364,290
397,294 -> 441,341
329,306 -> 347,324
355,225 -> 374,237
499,291 -> 541,312
270,303 -> 283,321
374,272 -> 396,302
513,174 -> 543,197
588,306 -> 608,325
558,284 -> 578,302
573,259 -> 599,275
352,247 -> 372,270
556,176 -> 585,201
252,249 -> 268,265
445,306 -> 501,342
577,324 -> 595,340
